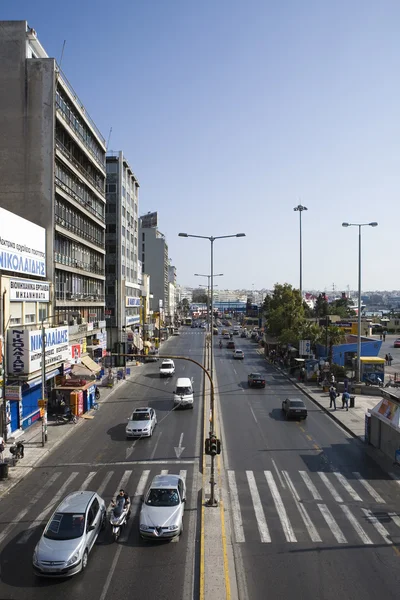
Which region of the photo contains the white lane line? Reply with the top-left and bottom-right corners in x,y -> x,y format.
353,472 -> 386,503
107,470 -> 133,512
299,471 -> 322,500
100,470 -> 150,600
97,471 -> 114,498
249,405 -> 258,423
80,471 -> 97,491
361,508 -> 391,544
149,431 -> 163,460
318,472 -> 343,503
340,505 -> 372,544
317,504 -> 347,544
179,470 -> 187,484
160,469 -> 169,475
0,473 -> 61,547
18,472 -> 79,544
388,512 -> 400,529
271,459 -> 286,489
264,471 -> 297,542
246,471 -> 271,543
282,471 -> 321,543
334,473 -> 362,502
227,471 -> 245,543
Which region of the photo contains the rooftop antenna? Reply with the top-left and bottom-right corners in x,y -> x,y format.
106,127 -> 112,151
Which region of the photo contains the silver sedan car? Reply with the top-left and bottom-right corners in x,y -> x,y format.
33,491 -> 106,577
139,474 -> 186,540
126,407 -> 157,438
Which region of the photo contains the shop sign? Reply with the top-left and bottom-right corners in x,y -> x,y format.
7,326 -> 69,375
87,322 -> 94,332
0,207 -> 46,277
9,279 -> 50,302
126,296 -> 140,307
70,344 -> 82,364
126,315 -> 140,326
98,320 -> 106,328
5,385 -> 22,400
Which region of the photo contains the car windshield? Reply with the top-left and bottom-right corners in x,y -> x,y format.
132,413 -> 150,421
145,488 -> 180,507
161,363 -> 172,368
251,374 -> 262,378
176,387 -> 191,395
290,401 -> 305,407
44,512 -> 85,540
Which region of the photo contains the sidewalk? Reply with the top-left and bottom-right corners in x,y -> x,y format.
0,363 -> 143,498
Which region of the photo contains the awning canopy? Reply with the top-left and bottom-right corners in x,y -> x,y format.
81,355 -> 101,373
71,364 -> 96,379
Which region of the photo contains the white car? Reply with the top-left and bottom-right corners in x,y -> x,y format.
139,474 -> 186,540
233,349 -> 244,360
126,407 -> 157,438
160,359 -> 175,377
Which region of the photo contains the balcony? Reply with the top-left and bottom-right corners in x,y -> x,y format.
55,254 -> 105,279
55,214 -> 105,251
55,139 -> 105,196
55,290 -> 105,302
55,174 -> 104,223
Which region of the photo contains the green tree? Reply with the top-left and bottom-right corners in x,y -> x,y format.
192,288 -> 208,304
314,294 -> 328,318
263,283 -> 305,340
326,325 -> 346,363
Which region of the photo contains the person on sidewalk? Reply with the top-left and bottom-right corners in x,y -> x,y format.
0,436 -> 5,462
342,391 -> 350,411
385,354 -> 389,366
329,385 -> 337,410
388,353 -> 393,366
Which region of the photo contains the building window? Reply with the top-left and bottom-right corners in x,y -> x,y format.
122,226 -> 125,237
142,232 -> 145,241
122,265 -> 125,275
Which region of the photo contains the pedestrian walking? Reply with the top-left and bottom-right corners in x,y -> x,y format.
379,333 -> 383,341
388,353 -> 393,366
385,354 -> 389,366
329,385 -> 337,410
0,435 -> 5,462
383,331 -> 387,342
342,391 -> 350,411
330,374 -> 335,385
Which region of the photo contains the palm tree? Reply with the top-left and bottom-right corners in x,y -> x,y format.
326,325 -> 346,364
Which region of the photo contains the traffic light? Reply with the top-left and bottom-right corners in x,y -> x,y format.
205,436 -> 221,456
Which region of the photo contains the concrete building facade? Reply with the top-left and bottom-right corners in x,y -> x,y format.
139,215 -> 169,317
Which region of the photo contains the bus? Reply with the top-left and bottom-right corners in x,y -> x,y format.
184,317 -> 192,326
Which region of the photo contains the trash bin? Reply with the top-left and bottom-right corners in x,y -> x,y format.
350,395 -> 355,408
0,462 -> 9,480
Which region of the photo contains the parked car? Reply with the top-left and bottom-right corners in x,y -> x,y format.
126,407 -> 157,438
394,339 -> 400,348
159,359 -> 175,377
33,491 -> 106,577
233,349 -> 244,359
281,398 -> 307,420
248,373 -> 265,388
227,341 -> 235,349
139,474 -> 186,540
223,333 -> 230,340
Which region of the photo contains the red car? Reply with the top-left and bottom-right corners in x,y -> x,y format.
227,341 -> 235,349
394,339 -> 400,348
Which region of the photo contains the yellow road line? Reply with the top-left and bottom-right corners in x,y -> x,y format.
306,434 -> 313,441
199,343 -> 207,600
218,453 -> 231,600
313,443 -> 321,451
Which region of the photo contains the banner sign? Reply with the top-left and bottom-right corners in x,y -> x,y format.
8,326 -> 69,375
9,279 -> 50,302
126,297 -> 140,307
0,207 -> 46,277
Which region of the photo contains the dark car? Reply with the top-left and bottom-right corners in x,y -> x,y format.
282,398 -> 307,420
227,341 -> 235,349
248,373 -> 266,388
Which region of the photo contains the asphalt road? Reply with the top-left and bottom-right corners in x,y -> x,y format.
215,334 -> 400,600
0,327 -> 205,600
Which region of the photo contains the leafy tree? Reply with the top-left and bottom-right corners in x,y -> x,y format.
192,288 -> 208,304
263,283 -> 305,339
314,294 -> 328,318
326,325 -> 346,363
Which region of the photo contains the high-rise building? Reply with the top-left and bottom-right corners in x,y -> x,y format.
0,21 -> 107,354
105,152 -> 140,349
139,212 -> 169,317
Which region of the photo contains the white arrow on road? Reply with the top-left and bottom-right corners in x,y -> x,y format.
126,440 -> 137,459
174,433 -> 185,459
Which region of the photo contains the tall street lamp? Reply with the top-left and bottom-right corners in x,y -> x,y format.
293,204 -> 308,297
179,232 -> 245,505
194,273 -> 224,331
342,221 -> 378,382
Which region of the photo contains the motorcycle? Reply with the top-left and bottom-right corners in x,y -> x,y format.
365,375 -> 383,388
54,409 -> 78,424
110,499 -> 130,542
9,439 -> 25,463
95,387 -> 100,401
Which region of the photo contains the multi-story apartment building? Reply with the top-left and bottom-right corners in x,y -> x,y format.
139,213 -> 169,318
0,21 -> 107,368
105,152 -> 140,350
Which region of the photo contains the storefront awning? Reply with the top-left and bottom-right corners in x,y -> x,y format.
20,369 -> 61,390
81,355 -> 101,374
71,364 -> 97,379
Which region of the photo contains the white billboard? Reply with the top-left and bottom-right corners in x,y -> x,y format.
0,207 -> 46,277
9,279 -> 50,302
8,326 -> 69,375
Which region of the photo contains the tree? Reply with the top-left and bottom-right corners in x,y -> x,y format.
179,298 -> 189,316
192,288 -> 208,304
263,283 -> 305,340
326,325 -> 346,363
314,294 -> 328,318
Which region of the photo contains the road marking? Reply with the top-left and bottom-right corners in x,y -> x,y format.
264,471 -> 297,542
318,504 -> 347,543
51,460 -> 196,466
174,432 -> 185,458
361,508 -> 391,544
299,471 -> 322,500
318,472 -> 343,503
389,512 -> 400,529
80,471 -> 97,491
17,472 -> 79,544
97,471 -> 114,498
246,471 -> 271,542
389,472 -> 400,485
160,469 -> 169,475
149,431 -> 163,460
0,473 -> 61,547
334,472 -> 362,501
306,434 -> 312,441
249,405 -> 258,423
282,471 -> 321,542
271,459 -> 286,489
227,470 -> 245,542
353,472 -> 385,503
340,505 -> 373,544
99,470 -> 150,600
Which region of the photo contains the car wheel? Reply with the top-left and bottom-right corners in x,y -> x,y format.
81,549 -> 88,572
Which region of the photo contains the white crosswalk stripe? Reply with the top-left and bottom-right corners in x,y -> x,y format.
17,472 -> 79,544
265,471 -> 297,542
80,471 -> 97,491
334,472 -> 362,501
388,513 -> 400,529
318,472 -> 343,503
361,508 -> 391,544
353,472 -> 385,503
340,505 -> 372,544
97,471 -> 114,498
282,471 -> 321,543
227,471 -> 245,543
299,470 -> 322,500
318,504 -> 347,544
246,471 -> 271,543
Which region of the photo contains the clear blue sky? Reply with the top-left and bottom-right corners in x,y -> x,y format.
3,1 -> 399,292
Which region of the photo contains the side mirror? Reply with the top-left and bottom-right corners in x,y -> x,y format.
87,525 -> 95,532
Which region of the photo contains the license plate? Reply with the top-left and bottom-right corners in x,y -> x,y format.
295,409 -> 301,412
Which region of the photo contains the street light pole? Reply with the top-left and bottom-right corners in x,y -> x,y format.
342,221 -> 378,382
293,204 -> 308,297
180,232 -> 245,506
194,272 -> 223,366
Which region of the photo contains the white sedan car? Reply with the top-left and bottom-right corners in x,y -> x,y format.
159,359 -> 175,377
126,407 -> 157,438
233,349 -> 244,360
139,474 -> 186,540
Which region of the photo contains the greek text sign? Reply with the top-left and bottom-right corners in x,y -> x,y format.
126,296 -> 141,307
0,207 -> 46,277
8,326 -> 69,375
9,279 -> 50,302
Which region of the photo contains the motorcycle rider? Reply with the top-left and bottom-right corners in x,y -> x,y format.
112,489 -> 131,518
219,340 -> 222,349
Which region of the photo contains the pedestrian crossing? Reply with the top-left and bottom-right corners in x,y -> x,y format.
0,467 -> 189,549
226,469 -> 400,546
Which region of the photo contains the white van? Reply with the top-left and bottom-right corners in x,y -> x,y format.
173,377 -> 194,409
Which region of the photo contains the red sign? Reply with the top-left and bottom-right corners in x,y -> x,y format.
71,344 -> 81,363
